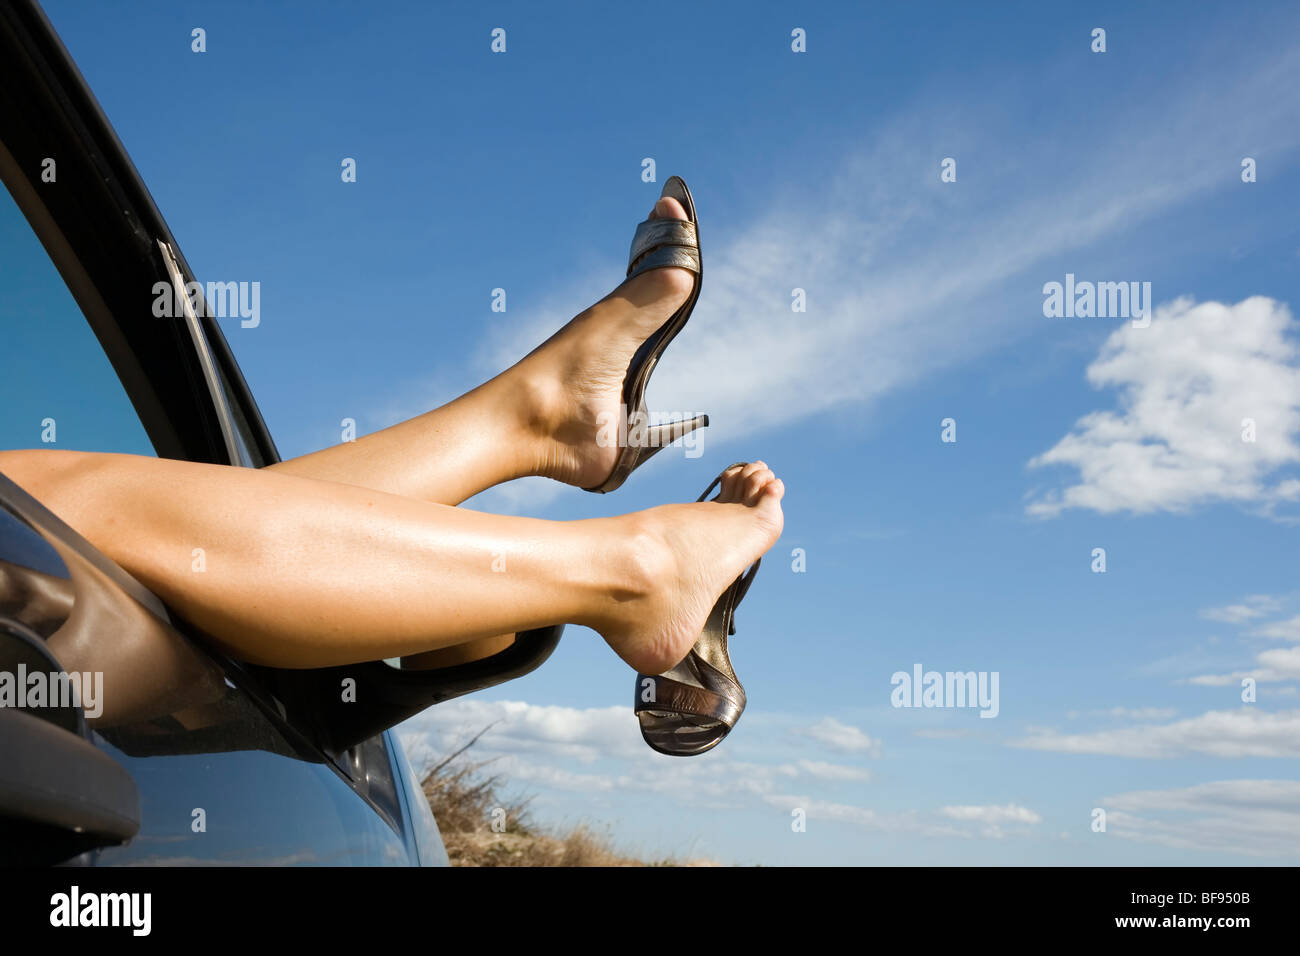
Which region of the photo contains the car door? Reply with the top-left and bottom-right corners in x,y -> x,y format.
0,471 -> 425,865
1,0 -> 559,867
0,174 -> 438,867
0,0 -> 444,866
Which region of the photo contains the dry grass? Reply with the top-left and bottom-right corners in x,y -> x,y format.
419,725 -> 714,867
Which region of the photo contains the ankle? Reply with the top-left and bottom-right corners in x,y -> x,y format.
476,367 -> 567,480
577,512 -> 672,631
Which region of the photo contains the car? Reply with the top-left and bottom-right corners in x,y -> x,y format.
0,0 -> 564,866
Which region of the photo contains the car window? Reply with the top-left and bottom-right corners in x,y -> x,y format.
0,184 -> 155,457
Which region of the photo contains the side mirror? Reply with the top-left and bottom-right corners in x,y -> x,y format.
0,621 -> 141,864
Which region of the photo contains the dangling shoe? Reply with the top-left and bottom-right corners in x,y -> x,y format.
633,464 -> 761,755
583,176 -> 709,493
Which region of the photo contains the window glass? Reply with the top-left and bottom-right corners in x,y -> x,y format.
0,185 -> 154,457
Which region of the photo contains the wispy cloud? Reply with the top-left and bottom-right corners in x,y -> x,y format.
398,698 -> 642,766
1253,615 -> 1300,641
1011,708 -> 1300,758
1183,602 -> 1300,684
758,795 -> 967,838
398,699 -> 1026,845
1066,706 -> 1178,720
759,794 -> 1043,841
939,803 -> 1042,838
1201,595 -> 1283,624
469,40 -> 1300,497
1187,645 -> 1300,686
1100,780 -> 1300,858
794,716 -> 881,756
940,803 -> 1042,825
396,699 -> 877,791
791,759 -> 871,782
912,728 -> 980,740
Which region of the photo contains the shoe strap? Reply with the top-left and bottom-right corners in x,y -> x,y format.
698,463 -> 764,636
634,671 -> 745,726
627,218 -> 700,280
727,560 -> 761,636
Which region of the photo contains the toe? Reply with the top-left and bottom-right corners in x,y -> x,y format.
624,258 -> 694,306
651,196 -> 688,221
714,464 -> 748,503
758,477 -> 785,508
743,467 -> 776,505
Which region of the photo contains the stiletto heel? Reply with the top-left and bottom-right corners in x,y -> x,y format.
606,412 -> 710,485
583,176 -> 708,493
633,463 -> 761,756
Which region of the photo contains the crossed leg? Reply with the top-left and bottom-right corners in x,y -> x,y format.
268,195 -> 702,668
0,449 -> 782,675
271,196 -> 700,505
0,198 -> 785,675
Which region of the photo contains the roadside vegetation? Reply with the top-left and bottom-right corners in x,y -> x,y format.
419,724 -> 713,867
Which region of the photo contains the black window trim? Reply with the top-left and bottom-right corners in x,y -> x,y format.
0,0 -> 279,468
1,0 -> 566,762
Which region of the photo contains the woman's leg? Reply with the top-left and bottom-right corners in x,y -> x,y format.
0,449 -> 783,674
269,197 -> 697,505
270,196 -> 697,668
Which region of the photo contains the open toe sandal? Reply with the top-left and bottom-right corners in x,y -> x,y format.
633,463 -> 761,756
583,175 -> 709,493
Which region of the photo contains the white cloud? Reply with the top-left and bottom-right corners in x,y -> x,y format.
397,698 -> 643,767
1105,706 -> 1177,720
755,796 -> 1041,840
795,716 -> 881,756
501,761 -> 618,793
1255,646 -> 1300,680
759,795 -> 968,838
1253,614 -> 1300,641
1201,594 -> 1283,623
912,728 -> 979,739
1100,780 -> 1300,859
396,700 -> 1042,844
1186,643 -> 1300,687
940,803 -> 1042,825
1011,708 -> 1300,758
1182,672 -> 1250,687
794,760 -> 871,782
396,700 -> 876,799
1028,297 -> 1300,517
1066,707 -> 1178,720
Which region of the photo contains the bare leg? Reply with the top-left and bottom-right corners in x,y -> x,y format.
270,197 -> 696,668
269,197 -> 697,505
0,450 -> 783,675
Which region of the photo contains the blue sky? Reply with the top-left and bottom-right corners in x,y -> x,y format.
6,0 -> 1300,864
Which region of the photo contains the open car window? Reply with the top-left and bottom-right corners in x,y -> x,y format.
0,184 -> 155,458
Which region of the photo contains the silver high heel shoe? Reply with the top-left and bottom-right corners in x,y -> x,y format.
633,464 -> 761,756
583,176 -> 709,493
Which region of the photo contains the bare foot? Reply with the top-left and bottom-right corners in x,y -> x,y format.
512,196 -> 697,489
594,463 -> 784,674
